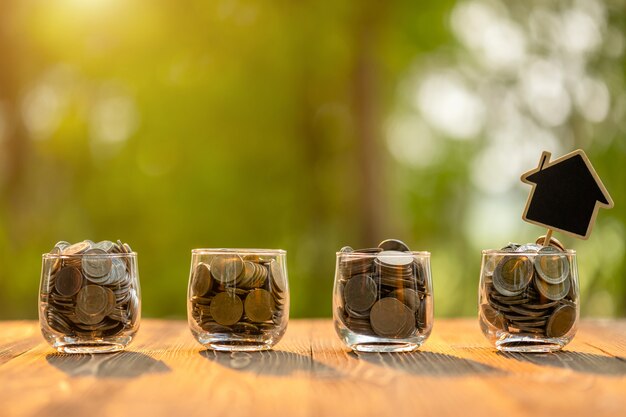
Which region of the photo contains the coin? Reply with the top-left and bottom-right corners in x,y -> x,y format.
376,250 -> 414,267
482,254 -> 502,277
502,243 -> 520,251
81,249 -> 112,279
546,304 -> 576,337
191,263 -> 213,296
54,241 -> 71,250
389,288 -> 420,312
54,266 -> 83,297
339,255 -> 373,277
210,255 -> 244,284
210,292 -> 243,326
76,308 -> 106,325
516,243 -> 542,252
94,240 -> 116,252
63,241 -> 92,255
481,303 -> 506,328
535,235 -> 566,251
370,297 -> 415,338
343,316 -> 375,335
104,258 -> 127,285
534,246 -> 569,285
345,304 -> 371,319
77,285 -> 116,317
417,293 -> 430,329
533,273 -> 570,301
269,260 -> 286,294
46,247 -> 62,277
377,239 -> 410,252
244,289 -> 274,323
46,308 -> 73,334
344,274 -> 377,312
519,300 -> 559,310
493,255 -> 533,296
490,293 -> 530,304
239,261 -> 268,288
509,305 -> 551,317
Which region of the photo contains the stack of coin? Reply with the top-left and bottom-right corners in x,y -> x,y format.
41,240 -> 140,338
336,239 -> 430,339
480,236 -> 577,338
189,254 -> 287,337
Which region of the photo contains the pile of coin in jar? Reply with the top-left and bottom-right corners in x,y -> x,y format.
41,240 -> 140,337
480,237 -> 577,338
336,239 -> 430,339
189,254 -> 287,336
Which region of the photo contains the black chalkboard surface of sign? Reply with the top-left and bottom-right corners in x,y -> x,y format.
521,150 -> 613,240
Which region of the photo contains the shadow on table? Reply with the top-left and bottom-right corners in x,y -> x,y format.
46,351 -> 170,378
352,351 -> 503,377
498,351 -> 626,376
200,350 -> 341,378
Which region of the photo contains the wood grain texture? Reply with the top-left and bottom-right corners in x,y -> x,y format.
1,319 -> 625,417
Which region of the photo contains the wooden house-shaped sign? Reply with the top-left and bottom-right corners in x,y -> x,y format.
521,150 -> 614,240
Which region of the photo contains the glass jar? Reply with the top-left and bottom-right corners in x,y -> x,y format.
478,248 -> 579,352
333,250 -> 433,352
187,249 -> 289,351
39,240 -> 141,353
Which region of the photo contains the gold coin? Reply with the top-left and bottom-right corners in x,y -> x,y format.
534,247 -> 569,285
209,292 -> 243,326
63,241 -> 92,255
493,256 -> 533,296
210,255 -> 243,284
269,260 -> 286,293
244,289 -> 274,323
534,273 -> 570,301
191,263 -> 213,296
546,303 -> 576,337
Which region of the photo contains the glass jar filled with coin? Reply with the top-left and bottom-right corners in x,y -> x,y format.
187,249 -> 289,351
333,239 -> 433,352
39,240 -> 141,353
478,237 -> 579,352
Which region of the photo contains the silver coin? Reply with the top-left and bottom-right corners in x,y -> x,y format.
82,249 -> 112,279
104,258 -> 127,285
376,251 -> 414,267
516,243 -> 542,253
94,240 -> 116,253
54,241 -> 71,251
534,246 -> 570,285
378,239 -> 410,252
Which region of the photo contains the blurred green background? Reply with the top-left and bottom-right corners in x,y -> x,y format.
0,0 -> 624,320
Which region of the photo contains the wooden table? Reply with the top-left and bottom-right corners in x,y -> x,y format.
1,319 -> 625,417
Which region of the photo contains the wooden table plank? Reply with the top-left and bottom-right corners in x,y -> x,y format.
0,319 -> 625,417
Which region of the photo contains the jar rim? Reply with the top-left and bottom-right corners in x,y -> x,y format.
42,252 -> 137,258
481,249 -> 576,255
191,248 -> 286,255
335,251 -> 430,257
